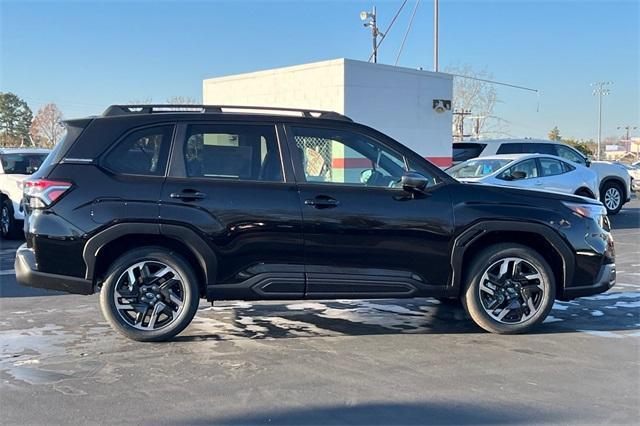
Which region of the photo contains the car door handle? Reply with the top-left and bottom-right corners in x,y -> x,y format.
305,196 -> 339,208
534,181 -> 543,186
170,191 -> 207,200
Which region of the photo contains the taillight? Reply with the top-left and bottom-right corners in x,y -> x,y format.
23,179 -> 72,209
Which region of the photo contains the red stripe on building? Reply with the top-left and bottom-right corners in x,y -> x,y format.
331,156 -> 452,168
331,158 -> 374,168
425,156 -> 452,167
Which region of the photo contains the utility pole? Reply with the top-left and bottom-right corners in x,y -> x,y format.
453,109 -> 472,140
361,7 -> 381,63
592,81 -> 611,160
434,0 -> 439,72
617,125 -> 637,141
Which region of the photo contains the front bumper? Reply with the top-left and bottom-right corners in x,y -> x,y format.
561,263 -> 616,300
15,244 -> 94,295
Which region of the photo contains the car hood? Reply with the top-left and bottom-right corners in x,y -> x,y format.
460,181 -> 602,205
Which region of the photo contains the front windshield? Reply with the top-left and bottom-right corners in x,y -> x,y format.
447,158 -> 512,178
0,153 -> 49,175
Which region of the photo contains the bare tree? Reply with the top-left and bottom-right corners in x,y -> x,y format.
445,64 -> 504,140
29,103 -> 65,148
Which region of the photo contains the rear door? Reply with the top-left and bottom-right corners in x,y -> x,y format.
537,157 -> 573,194
160,121 -> 305,299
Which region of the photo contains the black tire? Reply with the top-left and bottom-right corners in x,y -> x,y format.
600,181 -> 624,215
99,246 -> 200,342
434,297 -> 461,306
1,197 -> 21,239
462,243 -> 555,334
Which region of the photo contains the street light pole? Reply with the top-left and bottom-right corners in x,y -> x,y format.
592,81 -> 611,161
434,0 -> 439,72
361,7 -> 381,63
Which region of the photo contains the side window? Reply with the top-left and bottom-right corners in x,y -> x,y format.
496,143 -> 522,154
562,161 -> 576,172
103,125 -> 173,176
498,159 -> 539,180
555,145 -> 586,165
539,158 -> 565,176
290,126 -> 437,188
533,144 -> 555,155
184,124 -> 282,182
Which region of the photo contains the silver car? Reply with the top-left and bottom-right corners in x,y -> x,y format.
447,153 -> 599,200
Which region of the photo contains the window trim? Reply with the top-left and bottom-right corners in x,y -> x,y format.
167,121 -> 290,184
283,123 -> 443,191
99,122 -> 177,178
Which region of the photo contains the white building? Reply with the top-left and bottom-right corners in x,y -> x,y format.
203,58 -> 454,167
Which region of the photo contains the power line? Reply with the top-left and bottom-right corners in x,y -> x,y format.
395,0 -> 421,66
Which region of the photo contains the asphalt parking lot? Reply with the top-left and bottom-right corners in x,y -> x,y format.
0,200 -> 638,425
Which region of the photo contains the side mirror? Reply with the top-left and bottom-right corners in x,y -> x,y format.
401,172 -> 429,193
585,158 -> 592,167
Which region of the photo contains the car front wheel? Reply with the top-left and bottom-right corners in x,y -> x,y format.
462,243 -> 555,334
601,181 -> 623,215
99,247 -> 200,342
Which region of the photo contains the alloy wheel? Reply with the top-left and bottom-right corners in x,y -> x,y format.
112,260 -> 186,331
478,257 -> 545,324
604,187 -> 621,211
1,206 -> 9,235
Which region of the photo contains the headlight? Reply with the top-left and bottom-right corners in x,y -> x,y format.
563,202 -> 609,230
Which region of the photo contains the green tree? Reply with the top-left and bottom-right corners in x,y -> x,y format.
548,126 -> 562,141
564,138 -> 595,157
0,92 -> 33,147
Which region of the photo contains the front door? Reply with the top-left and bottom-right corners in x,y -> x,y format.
285,124 -> 454,298
160,122 -> 305,299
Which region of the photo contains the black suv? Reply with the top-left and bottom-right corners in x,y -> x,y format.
16,105 -> 616,341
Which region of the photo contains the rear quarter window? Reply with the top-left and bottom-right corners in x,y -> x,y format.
452,143 -> 487,162
102,125 -> 174,176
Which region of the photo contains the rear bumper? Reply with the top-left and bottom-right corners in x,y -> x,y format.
561,263 -> 616,300
15,244 -> 94,295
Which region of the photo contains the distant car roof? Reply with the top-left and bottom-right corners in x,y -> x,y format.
461,153 -> 563,162
0,148 -> 51,155
460,139 -> 558,145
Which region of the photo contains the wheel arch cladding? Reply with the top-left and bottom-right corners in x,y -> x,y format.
84,223 -> 216,297
450,221 -> 573,299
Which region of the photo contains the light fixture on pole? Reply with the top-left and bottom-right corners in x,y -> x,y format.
592,81 -> 612,161
361,7 -> 382,63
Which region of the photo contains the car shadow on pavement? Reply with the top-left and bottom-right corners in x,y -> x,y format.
177,401 -> 561,425
609,206 -> 640,230
174,293 -> 639,342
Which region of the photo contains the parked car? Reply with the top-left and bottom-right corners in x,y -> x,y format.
614,162 -> 640,192
16,105 -> 615,341
447,154 -> 599,199
453,139 -> 632,214
0,148 -> 51,238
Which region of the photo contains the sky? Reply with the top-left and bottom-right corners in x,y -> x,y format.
1,0 -> 638,141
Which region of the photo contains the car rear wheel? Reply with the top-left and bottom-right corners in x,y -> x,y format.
99,247 -> 200,342
600,181 -> 623,215
462,244 -> 555,334
1,198 -> 21,239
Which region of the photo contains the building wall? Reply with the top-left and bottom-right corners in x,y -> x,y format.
343,59 -> 453,166
203,58 -> 454,167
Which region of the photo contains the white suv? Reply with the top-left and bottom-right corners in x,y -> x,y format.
0,148 -> 50,238
453,139 -> 632,214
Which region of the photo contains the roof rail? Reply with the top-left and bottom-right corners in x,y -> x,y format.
102,105 -> 352,121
